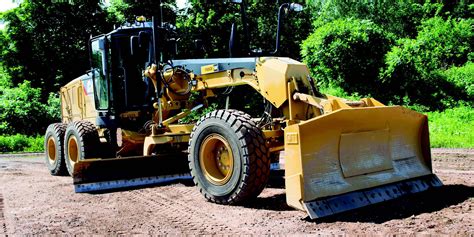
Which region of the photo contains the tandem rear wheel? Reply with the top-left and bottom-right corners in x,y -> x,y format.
64,120 -> 101,176
44,123 -> 68,176
188,109 -> 271,204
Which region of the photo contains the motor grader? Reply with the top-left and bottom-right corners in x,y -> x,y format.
44,1 -> 441,219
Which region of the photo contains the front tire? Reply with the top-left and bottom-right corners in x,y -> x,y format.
64,121 -> 100,176
44,123 -> 68,176
188,109 -> 270,204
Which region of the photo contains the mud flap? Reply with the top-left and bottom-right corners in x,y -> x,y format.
284,106 -> 438,218
73,154 -> 191,193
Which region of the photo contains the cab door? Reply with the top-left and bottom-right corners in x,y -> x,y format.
90,36 -> 112,112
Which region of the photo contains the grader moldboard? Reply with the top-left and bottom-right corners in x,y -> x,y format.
44,1 -> 441,219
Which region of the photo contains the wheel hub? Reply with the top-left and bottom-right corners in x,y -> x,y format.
199,134 -> 234,185
68,136 -> 79,165
47,137 -> 56,165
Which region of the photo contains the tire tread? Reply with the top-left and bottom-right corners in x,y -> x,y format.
188,109 -> 270,205
64,120 -> 100,176
44,123 -> 68,176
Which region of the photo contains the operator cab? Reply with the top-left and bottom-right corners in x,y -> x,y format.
88,20 -> 179,132
89,24 -> 155,114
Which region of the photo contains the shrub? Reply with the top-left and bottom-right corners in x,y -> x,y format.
414,17 -> 473,70
380,17 -> 473,110
426,105 -> 474,148
309,1 -> 443,38
0,81 -> 59,135
46,92 -> 61,122
302,18 -> 394,98
442,62 -> 474,98
24,136 -> 44,152
308,1 -> 473,38
0,134 -> 43,153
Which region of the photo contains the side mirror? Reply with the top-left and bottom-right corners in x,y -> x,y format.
289,3 -> 304,12
271,3 -> 305,55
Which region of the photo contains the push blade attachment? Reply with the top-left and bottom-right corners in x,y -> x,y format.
284,106 -> 439,218
73,154 -> 191,193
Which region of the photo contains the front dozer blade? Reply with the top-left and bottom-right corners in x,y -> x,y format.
73,154 -> 192,193
284,106 -> 442,219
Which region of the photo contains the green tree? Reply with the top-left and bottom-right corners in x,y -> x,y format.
175,0 -> 240,58
0,80 -> 59,135
306,0 -> 470,38
175,0 -> 311,59
1,0 -> 110,100
107,0 -> 177,25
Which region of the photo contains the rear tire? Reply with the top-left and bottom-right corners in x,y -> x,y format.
188,109 -> 270,204
64,120 -> 100,176
44,123 -> 68,176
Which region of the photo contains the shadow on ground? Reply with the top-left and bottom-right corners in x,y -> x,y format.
242,171 -> 291,211
243,193 -> 294,211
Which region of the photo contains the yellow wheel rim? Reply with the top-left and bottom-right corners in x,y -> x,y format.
199,134 -> 234,185
47,137 -> 56,165
68,136 -> 79,166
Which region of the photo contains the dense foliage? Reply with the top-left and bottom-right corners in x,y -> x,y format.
308,0 -> 472,38
443,62 -> 474,98
302,18 -> 393,97
107,0 -> 177,26
303,2 -> 473,110
1,0 -> 110,98
0,80 -> 59,135
0,134 -> 43,153
380,17 -> 473,110
175,0 -> 310,59
175,1 -> 240,58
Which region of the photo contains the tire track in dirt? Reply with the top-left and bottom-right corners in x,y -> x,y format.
435,169 -> 474,175
127,188 -> 239,234
157,186 -> 202,200
0,193 -> 7,236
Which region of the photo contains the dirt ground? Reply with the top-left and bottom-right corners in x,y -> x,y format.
0,149 -> 472,235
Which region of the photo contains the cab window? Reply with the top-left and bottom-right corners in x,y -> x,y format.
91,37 -> 110,110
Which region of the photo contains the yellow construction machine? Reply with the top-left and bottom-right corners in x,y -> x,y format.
44,1 -> 441,219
